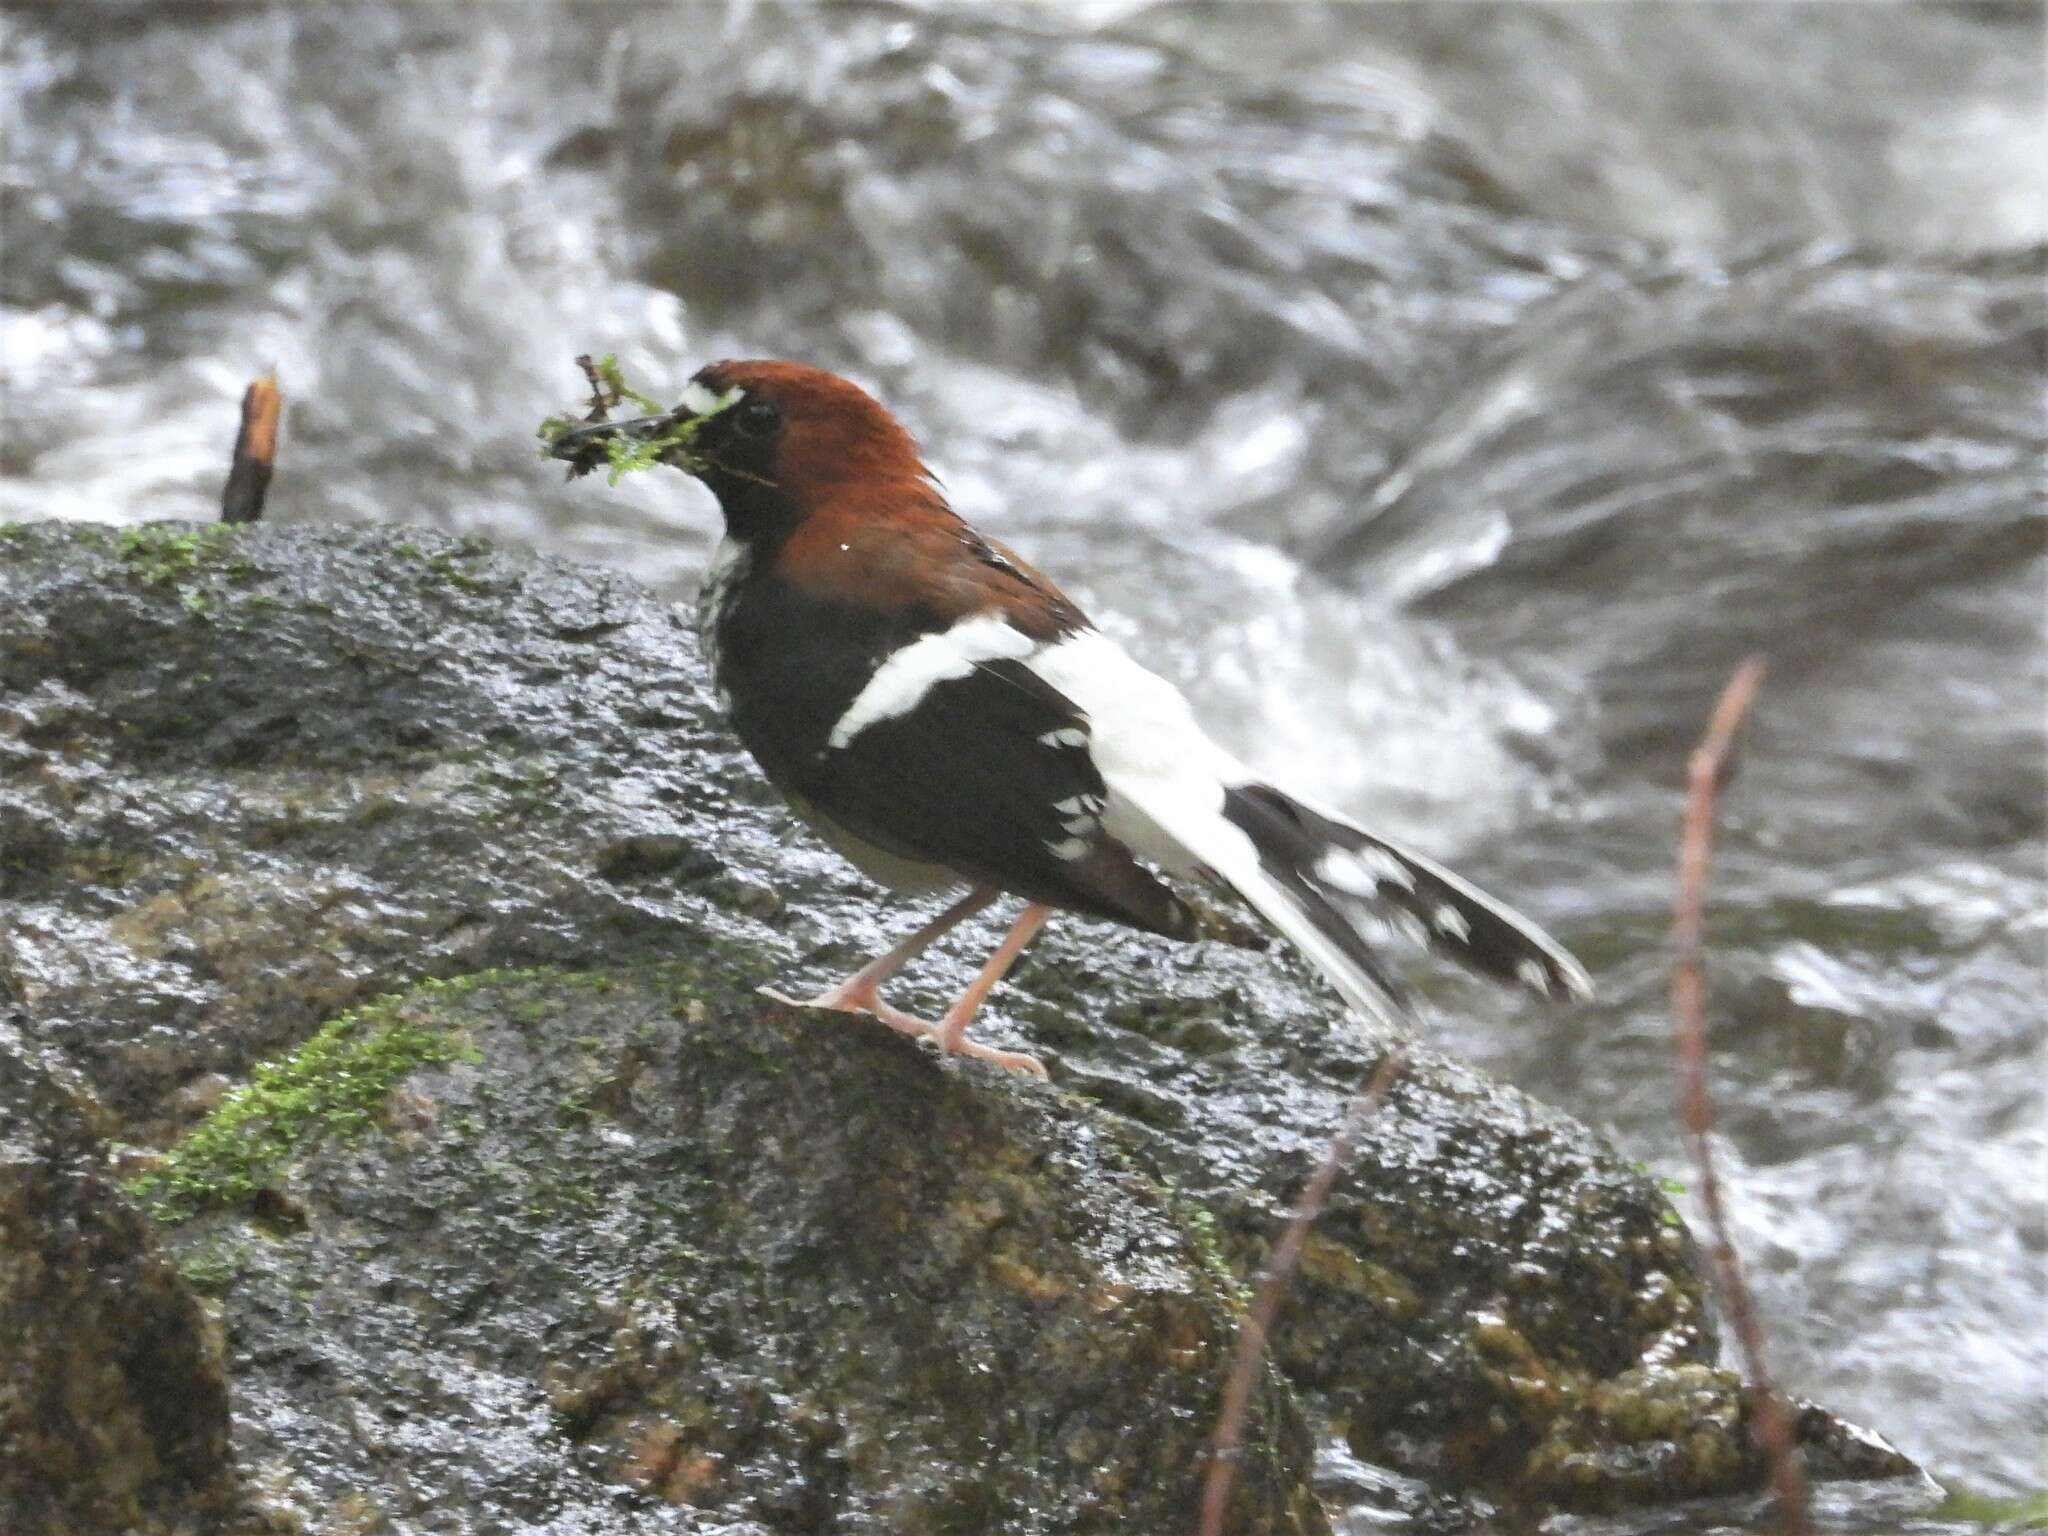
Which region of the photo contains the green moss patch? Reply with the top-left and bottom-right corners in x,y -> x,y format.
132,984 -> 483,1223
111,523 -> 264,617
116,524 -> 240,587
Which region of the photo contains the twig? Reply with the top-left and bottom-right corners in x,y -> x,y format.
1197,1048 -> 1406,1536
1672,657 -> 1807,1536
219,372 -> 281,524
576,353 -> 615,422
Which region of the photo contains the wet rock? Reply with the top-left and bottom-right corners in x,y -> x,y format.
1522,1364 -> 1919,1511
999,931 -> 1910,1507
0,520 -> 1917,1525
142,964 -> 1324,1533
0,1015 -> 240,1535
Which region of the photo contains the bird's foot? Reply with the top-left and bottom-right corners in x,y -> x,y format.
757,980 -> 941,1041
931,1035 -> 1049,1080
757,980 -> 922,1033
757,983 -> 1047,1078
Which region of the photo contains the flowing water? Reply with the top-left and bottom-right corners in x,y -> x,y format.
3,2 -> 2043,1527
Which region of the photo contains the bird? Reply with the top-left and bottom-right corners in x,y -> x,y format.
551,360 -> 1591,1078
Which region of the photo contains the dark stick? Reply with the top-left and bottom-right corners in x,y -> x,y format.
576,353 -> 615,422
1196,1048 -> 1406,1536
1672,657 -> 1807,1536
219,372 -> 281,524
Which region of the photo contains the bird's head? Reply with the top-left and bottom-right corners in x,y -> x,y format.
555,359 -> 937,544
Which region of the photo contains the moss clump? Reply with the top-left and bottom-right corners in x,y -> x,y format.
176,1233 -> 252,1294
131,986 -> 482,1222
392,533 -> 502,594
536,353 -> 738,485
115,523 -> 239,587
426,549 -> 497,594
589,353 -> 665,415
1181,1201 -> 1253,1308
597,427 -> 690,485
112,523 -> 262,617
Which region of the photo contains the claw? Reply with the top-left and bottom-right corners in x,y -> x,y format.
760,980 -> 1046,1075
944,1039 -> 1049,1079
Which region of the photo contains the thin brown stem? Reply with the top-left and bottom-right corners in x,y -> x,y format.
1196,1048 -> 1406,1536
575,353 -> 615,421
1673,656 -> 1806,1536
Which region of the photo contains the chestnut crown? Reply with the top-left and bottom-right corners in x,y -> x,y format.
680,360 -> 937,539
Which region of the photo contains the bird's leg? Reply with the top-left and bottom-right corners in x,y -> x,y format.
760,887 -> 995,1028
929,902 -> 1054,1079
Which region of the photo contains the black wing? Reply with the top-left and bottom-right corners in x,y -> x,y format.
712,580 -> 1192,936
806,655 -> 1194,936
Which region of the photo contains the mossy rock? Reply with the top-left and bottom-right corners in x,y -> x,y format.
0,520 -> 1917,1525
148,964 -> 1326,1534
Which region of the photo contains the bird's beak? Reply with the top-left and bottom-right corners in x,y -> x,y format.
543,406 -> 707,481
541,372 -> 746,481
548,411 -> 690,453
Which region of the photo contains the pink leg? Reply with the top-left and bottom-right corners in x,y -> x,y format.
931,903 -> 1054,1078
759,887 -> 995,1032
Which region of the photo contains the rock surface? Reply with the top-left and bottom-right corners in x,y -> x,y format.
0,1017 -> 238,1534
0,521 -> 1916,1532
145,966 -> 1323,1534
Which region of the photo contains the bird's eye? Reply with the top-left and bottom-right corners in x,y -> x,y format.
732,397 -> 782,440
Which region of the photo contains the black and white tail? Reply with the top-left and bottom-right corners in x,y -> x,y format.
1133,775 -> 1593,1033
1024,630 -> 1593,1031
1217,781 -> 1592,1015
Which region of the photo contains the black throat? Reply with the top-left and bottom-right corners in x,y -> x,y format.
697,465 -> 805,552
